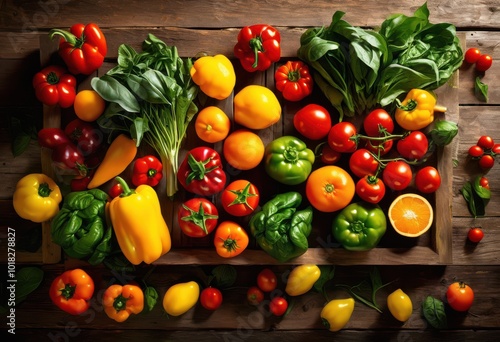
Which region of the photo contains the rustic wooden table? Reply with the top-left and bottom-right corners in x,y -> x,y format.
1,0 -> 499,340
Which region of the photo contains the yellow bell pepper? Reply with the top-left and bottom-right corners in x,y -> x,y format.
109,177 -> 171,265
13,173 -> 62,223
234,85 -> 281,129
320,298 -> 355,332
395,88 -> 447,131
162,281 -> 200,316
190,54 -> 236,100
285,264 -> 321,296
387,288 -> 413,322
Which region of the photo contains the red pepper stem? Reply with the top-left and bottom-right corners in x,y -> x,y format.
115,176 -> 135,197
60,283 -> 76,300
47,72 -> 60,85
49,28 -> 78,47
147,168 -> 158,178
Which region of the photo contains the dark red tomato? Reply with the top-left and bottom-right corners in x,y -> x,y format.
108,182 -> 124,198
467,227 -> 484,243
247,286 -> 264,306
477,135 -> 495,150
293,104 -> 332,140
321,144 -> 342,165
397,131 -> 428,160
464,48 -> 481,64
178,198 -> 219,238
475,54 -> 493,72
257,268 -> 277,293
269,296 -> 288,316
382,160 -> 413,191
51,143 -> 86,174
364,139 -> 393,156
363,108 -> 394,136
468,145 -> 484,158
349,148 -> 379,178
64,118 -> 104,156
415,166 -> 441,193
355,175 -> 386,204
479,176 -> 490,189
492,143 -> 500,155
200,287 -> 223,311
328,122 -> 358,153
37,128 -> 71,149
479,154 -> 495,170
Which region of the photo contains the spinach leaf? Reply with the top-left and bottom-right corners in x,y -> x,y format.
91,75 -> 140,113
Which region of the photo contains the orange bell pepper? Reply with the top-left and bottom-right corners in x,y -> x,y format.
49,268 -> 94,315
102,284 -> 144,322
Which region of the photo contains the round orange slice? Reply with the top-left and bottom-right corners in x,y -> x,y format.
388,193 -> 433,237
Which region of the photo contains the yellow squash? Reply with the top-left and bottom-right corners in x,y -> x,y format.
387,288 -> 413,322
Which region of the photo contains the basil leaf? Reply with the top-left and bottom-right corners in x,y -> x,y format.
16,267 -> 44,302
422,296 -> 447,329
210,265 -> 237,289
473,176 -> 491,200
460,181 -> 477,217
474,76 -> 489,102
91,76 -> 140,113
144,286 -> 159,312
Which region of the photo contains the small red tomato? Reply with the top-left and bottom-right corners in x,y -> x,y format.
247,286 -> 264,306
321,144 -> 342,165
446,282 -> 474,312
269,296 -> 288,316
415,166 -> 441,194
293,104 -> 332,140
108,182 -> 123,198
397,131 -> 429,161
382,160 -> 413,191
355,175 -> 386,204
349,148 -> 379,178
492,143 -> 500,155
200,287 -> 223,311
477,135 -> 495,150
468,145 -> 484,158
479,154 -> 495,170
479,176 -> 490,189
475,54 -> 493,72
467,227 -> 484,243
328,122 -> 358,153
464,48 -> 481,64
257,268 -> 277,293
363,108 -> 394,136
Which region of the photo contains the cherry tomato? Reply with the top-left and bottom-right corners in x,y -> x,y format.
475,54 -> 493,72
320,144 -> 342,165
37,128 -> 71,149
200,287 -> 223,311
221,180 -> 260,217
446,282 -> 474,312
293,104 -> 332,140
328,122 -> 358,153
51,143 -> 86,174
464,48 -> 481,64
364,139 -> 393,156
257,268 -> 277,293
178,198 -> 219,238
467,227 -> 484,243
397,131 -> 429,161
269,296 -> 288,316
355,175 -> 386,204
477,135 -> 495,150
247,286 -> 264,306
382,160 -> 413,191
468,145 -> 484,158
363,108 -> 394,136
108,182 -> 124,198
415,166 -> 441,193
479,176 -> 490,189
64,119 -> 105,156
349,148 -> 379,178
479,154 -> 495,170
492,143 -> 500,155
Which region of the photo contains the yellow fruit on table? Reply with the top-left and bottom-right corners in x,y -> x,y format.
387,288 -> 413,322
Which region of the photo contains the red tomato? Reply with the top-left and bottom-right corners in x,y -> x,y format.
349,148 -> 379,178
364,139 -> 393,156
269,296 -> 288,316
446,282 -> 474,312
363,108 -> 394,136
320,144 -> 342,165
51,143 -> 86,174
468,145 -> 484,158
64,119 -> 104,156
178,198 -> 219,238
247,286 -> 264,306
200,287 -> 223,311
37,128 -> 71,149
467,227 -> 484,243
221,179 -> 260,217
257,268 -> 277,293
477,135 -> 495,150
108,182 -> 124,198
293,104 -> 332,140
397,131 -> 428,160
492,143 -> 500,155
479,176 -> 490,189
355,175 -> 386,204
382,161 -> 413,191
328,122 -> 358,153
479,154 -> 495,170
415,166 -> 441,193
464,48 -> 481,64
475,54 -> 493,72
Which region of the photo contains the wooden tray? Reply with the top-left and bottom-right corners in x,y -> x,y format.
37,31 -> 459,266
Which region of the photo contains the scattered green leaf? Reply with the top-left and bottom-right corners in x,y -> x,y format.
474,77 -> 488,102
422,296 -> 447,329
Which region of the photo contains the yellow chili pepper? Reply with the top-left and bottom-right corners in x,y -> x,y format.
13,173 -> 62,223
320,298 -> 355,332
102,284 -> 144,322
395,89 -> 447,131
190,54 -> 236,100
87,134 -> 137,189
387,288 -> 413,322
234,85 -> 281,130
162,281 -> 200,316
285,264 -> 321,296
109,177 -> 171,265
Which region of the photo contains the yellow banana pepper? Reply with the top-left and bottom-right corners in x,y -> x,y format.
109,177 -> 171,265
234,85 -> 281,129
162,281 -> 200,316
13,173 -> 62,223
285,264 -> 321,296
190,54 -> 236,100
395,88 -> 447,131
320,298 -> 355,332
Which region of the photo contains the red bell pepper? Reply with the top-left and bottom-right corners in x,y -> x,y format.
234,24 -> 281,72
275,61 -> 313,101
49,268 -> 94,315
177,146 -> 227,196
49,23 -> 107,75
32,65 -> 76,108
132,155 -> 163,187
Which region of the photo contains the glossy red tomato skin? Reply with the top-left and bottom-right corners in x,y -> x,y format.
475,54 -> 493,72
397,131 -> 429,160
247,286 -> 264,306
477,135 -> 495,150
479,176 -> 489,189
468,145 -> 484,158
355,175 -> 386,204
178,198 -> 219,238
479,154 -> 495,170
363,109 -> 394,136
293,104 -> 332,140
37,128 -> 71,149
467,227 -> 484,243
51,143 -> 85,172
257,268 -> 277,293
328,122 -> 358,153
382,161 -> 413,191
446,282 -> 474,312
492,144 -> 500,154
64,119 -> 104,156
321,144 -> 342,165
200,287 -> 223,311
415,166 -> 441,193
464,48 -> 481,64
269,296 -> 288,316
349,148 -> 379,178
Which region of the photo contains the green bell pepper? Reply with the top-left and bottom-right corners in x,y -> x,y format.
51,189 -> 114,265
249,191 -> 313,262
332,202 -> 386,251
264,135 -> 315,185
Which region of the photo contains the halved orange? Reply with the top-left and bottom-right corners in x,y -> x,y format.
388,193 -> 433,237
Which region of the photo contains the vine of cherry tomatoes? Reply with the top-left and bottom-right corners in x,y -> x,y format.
468,135 -> 499,170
